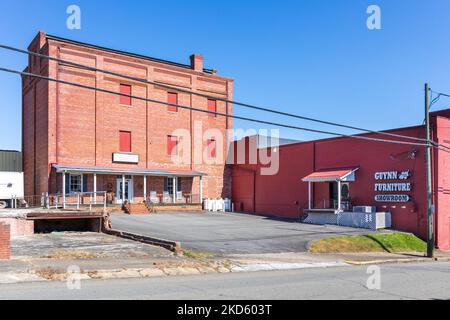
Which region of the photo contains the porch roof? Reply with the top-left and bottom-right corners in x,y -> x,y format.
302,167 -> 359,182
52,164 -> 207,177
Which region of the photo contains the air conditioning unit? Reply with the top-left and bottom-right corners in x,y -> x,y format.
353,206 -> 376,213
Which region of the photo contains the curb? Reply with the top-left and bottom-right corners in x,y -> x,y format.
230,261 -> 349,272
103,228 -> 181,253
1,256 -> 448,284
0,260 -> 351,284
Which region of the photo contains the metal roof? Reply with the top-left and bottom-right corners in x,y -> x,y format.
52,164 -> 207,177
0,150 -> 22,172
302,167 -> 359,182
46,34 -> 215,74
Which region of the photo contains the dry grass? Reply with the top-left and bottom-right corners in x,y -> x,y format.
34,267 -> 64,280
42,250 -> 101,260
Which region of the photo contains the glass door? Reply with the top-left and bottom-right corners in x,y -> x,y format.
116,178 -> 134,203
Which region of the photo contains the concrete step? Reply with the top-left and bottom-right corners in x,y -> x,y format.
124,203 -> 151,215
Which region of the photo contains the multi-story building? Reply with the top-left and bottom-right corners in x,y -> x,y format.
22,31 -> 233,205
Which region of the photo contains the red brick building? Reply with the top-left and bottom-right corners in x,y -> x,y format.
22,31 -> 233,205
232,110 -> 450,251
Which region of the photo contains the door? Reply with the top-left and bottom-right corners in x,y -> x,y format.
329,182 -> 350,210
116,178 -> 134,204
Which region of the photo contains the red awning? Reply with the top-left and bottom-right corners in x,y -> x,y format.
302,168 -> 358,182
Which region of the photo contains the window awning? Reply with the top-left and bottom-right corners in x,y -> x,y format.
52,164 -> 207,177
302,168 -> 359,182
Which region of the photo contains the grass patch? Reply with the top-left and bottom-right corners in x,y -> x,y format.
309,233 -> 426,254
183,250 -> 217,260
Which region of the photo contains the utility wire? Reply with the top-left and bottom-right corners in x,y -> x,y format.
1,66 -> 439,148
0,43 -> 435,145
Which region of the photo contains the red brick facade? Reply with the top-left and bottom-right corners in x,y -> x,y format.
22,31 -> 233,203
0,223 -> 10,260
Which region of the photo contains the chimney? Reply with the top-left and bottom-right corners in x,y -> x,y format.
190,54 -> 204,72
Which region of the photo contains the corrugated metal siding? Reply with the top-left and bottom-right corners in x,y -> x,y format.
0,151 -> 22,172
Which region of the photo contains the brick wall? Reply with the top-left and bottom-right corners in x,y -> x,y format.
0,218 -> 34,238
23,31 -> 234,200
0,223 -> 10,260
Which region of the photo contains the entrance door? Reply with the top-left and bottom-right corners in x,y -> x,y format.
116,178 -> 133,204
329,182 -> 350,209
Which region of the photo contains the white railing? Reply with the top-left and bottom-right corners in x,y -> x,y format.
62,191 -> 107,211
11,191 -> 107,212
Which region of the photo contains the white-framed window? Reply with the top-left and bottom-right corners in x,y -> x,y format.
165,177 -> 181,195
69,174 -> 82,193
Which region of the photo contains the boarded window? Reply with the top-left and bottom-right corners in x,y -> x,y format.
207,99 -> 217,117
167,135 -> 179,156
119,131 -> 132,152
207,139 -> 217,158
120,84 -> 132,105
168,92 -> 178,112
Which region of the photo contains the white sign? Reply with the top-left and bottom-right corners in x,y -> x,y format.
375,195 -> 410,203
113,153 -> 139,164
374,183 -> 412,192
374,170 -> 411,180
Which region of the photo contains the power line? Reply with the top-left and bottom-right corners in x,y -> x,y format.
0,43 -> 435,145
1,66 -> 439,148
431,90 -> 450,99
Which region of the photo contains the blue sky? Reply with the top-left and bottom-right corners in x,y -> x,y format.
1,0 -> 450,150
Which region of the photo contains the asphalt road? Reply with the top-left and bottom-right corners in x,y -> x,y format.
1,262 -> 449,300
111,212 -> 377,254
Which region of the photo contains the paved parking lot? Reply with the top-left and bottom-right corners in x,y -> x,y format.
111,212 -> 378,254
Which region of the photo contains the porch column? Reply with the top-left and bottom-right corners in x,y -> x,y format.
122,174 -> 125,203
93,173 -> 97,204
173,176 -> 176,204
199,176 -> 203,204
337,180 -> 342,211
308,181 -> 312,210
143,175 -> 147,200
62,171 -> 66,209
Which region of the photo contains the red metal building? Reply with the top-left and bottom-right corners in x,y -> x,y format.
232,110 -> 450,251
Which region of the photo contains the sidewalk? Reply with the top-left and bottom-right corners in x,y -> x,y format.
1,249 -> 449,284
1,232 -> 449,284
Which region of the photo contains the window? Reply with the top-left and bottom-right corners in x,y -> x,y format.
164,177 -> 182,194
207,139 -> 217,158
207,99 -> 217,117
69,174 -> 82,193
167,135 -> 179,156
119,131 -> 132,152
120,84 -> 132,105
167,92 -> 178,112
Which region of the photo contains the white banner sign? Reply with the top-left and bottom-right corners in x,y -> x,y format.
375,194 -> 410,203
113,153 -> 139,164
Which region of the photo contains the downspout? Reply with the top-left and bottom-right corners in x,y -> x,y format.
253,169 -> 256,213
312,141 -> 316,208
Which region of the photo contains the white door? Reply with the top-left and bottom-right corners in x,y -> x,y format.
116,178 -> 134,204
